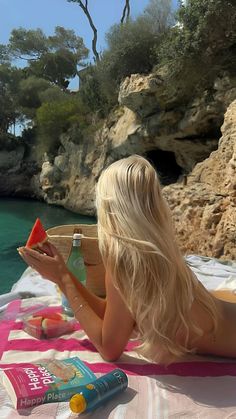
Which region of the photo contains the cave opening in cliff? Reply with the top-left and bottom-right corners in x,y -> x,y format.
145,149 -> 182,185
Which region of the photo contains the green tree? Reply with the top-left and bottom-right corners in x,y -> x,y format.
73,0 -> 174,116
79,66 -> 109,116
28,49 -> 77,88
143,0 -> 174,35
91,18 -> 158,107
39,85 -> 68,104
18,76 -> 51,118
104,19 -> 156,79
49,26 -> 87,62
0,44 -> 10,64
36,95 -> 89,154
102,0 -> 173,80
9,28 -> 48,60
155,0 -> 236,102
8,26 -> 89,88
0,64 -> 22,133
90,1 -> 173,108
158,0 -> 236,65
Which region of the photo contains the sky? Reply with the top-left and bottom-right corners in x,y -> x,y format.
1,0 -> 179,56
1,0 -> 151,54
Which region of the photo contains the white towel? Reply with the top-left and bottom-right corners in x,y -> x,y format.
11,267 -> 58,297
185,254 -> 236,290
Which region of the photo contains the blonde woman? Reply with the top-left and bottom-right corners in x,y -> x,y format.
18,155 -> 236,364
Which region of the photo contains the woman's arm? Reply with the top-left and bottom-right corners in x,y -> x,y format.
18,242 -> 106,319
62,270 -> 135,361
18,242 -> 135,361
64,271 -> 106,320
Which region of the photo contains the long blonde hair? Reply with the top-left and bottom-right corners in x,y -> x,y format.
96,155 -> 218,362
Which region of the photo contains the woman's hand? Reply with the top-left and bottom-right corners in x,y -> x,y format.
18,241 -> 68,286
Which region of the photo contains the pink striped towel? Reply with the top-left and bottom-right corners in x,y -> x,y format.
0,296 -> 236,418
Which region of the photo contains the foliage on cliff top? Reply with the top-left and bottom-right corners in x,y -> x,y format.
155,0 -> 236,103
0,0 -> 235,159
80,0 -> 173,109
80,0 -> 236,112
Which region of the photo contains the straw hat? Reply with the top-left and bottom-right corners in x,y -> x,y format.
46,224 -> 106,297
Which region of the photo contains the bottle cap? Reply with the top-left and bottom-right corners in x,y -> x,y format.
73,233 -> 82,240
69,393 -> 87,413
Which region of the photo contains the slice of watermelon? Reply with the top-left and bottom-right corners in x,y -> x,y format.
42,318 -> 75,338
26,218 -> 47,248
24,316 -> 43,339
32,310 -> 65,321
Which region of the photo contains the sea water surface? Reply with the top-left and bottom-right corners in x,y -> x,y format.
0,198 -> 94,294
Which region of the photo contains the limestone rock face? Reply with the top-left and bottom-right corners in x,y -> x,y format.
162,100 -> 236,260
26,71 -> 236,222
118,72 -> 166,118
37,129 -> 110,215
0,146 -> 24,171
117,72 -> 236,173
1,68 -> 236,250
0,143 -> 39,197
188,102 -> 236,197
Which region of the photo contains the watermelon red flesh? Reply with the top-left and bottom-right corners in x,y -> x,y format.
42,318 -> 75,338
26,218 -> 47,248
24,316 -> 43,339
32,310 -> 65,321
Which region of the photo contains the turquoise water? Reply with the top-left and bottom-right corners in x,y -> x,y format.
0,198 -> 95,294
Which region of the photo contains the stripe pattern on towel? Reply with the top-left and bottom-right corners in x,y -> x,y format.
1,296 -> 236,419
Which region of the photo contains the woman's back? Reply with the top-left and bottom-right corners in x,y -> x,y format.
180,288 -> 236,359
97,155 -> 224,363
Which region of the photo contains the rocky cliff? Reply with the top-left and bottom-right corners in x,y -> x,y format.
162,99 -> 236,260
0,138 -> 40,198
1,70 -> 236,258
36,71 -> 236,213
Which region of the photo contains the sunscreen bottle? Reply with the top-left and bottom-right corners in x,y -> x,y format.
69,369 -> 128,414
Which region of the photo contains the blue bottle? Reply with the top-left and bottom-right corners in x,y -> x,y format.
69,369 -> 128,414
62,233 -> 86,316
